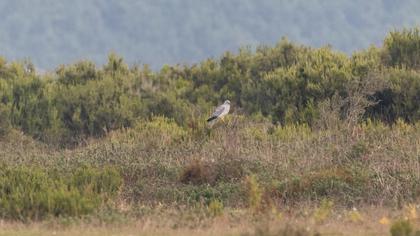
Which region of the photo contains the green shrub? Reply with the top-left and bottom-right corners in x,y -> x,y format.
0,104 -> 10,137
3,28 -> 420,144
274,166 -> 369,203
382,27 -> 420,70
207,199 -> 224,217
71,165 -> 122,197
56,61 -> 100,86
148,181 -> 242,206
0,165 -> 122,221
245,175 -> 263,212
313,199 -> 334,223
368,68 -> 420,123
390,219 -> 413,236
9,74 -> 54,139
135,117 -> 189,147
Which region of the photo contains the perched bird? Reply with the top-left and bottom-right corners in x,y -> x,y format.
207,100 -> 230,124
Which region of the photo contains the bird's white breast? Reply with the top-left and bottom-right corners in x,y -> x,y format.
220,104 -> 230,117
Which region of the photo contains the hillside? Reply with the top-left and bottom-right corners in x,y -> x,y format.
1,0 -> 420,69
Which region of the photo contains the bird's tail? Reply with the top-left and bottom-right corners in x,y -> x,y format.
206,116 -> 217,122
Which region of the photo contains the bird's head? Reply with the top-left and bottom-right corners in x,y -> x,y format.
224,100 -> 231,105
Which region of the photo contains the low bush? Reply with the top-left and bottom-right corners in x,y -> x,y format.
207,199 -> 224,217
0,165 -> 122,221
245,175 -> 263,212
390,219 -> 413,236
273,166 -> 370,204
0,104 -> 10,137
134,116 -> 189,148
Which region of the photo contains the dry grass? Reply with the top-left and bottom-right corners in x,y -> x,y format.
1,117 -> 420,207
0,116 -> 420,234
0,206 -> 418,236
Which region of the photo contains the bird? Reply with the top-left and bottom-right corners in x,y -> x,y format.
207,100 -> 231,125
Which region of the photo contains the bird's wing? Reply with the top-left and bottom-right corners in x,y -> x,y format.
211,104 -> 227,118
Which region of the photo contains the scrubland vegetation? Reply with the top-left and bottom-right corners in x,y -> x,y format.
1,28 -> 420,235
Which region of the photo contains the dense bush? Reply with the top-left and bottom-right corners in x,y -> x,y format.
382,28 -> 420,70
0,165 -> 122,221
1,28 -> 420,145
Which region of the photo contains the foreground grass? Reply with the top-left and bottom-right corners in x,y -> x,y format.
0,206 -> 418,236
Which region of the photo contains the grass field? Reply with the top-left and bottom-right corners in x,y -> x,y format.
1,115 -> 419,235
